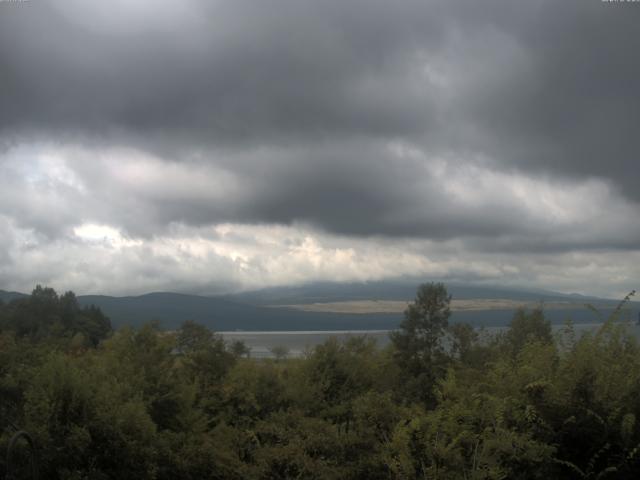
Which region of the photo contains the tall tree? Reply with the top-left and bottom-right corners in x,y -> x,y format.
390,282 -> 451,405
505,307 -> 552,356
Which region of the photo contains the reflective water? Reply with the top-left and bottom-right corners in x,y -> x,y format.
221,323 -> 640,358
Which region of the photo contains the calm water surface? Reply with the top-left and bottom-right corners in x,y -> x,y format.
221,323 -> 640,358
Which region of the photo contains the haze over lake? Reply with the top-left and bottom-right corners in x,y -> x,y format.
221,322 -> 640,358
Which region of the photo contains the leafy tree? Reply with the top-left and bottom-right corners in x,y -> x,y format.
270,345 -> 290,361
505,307 -> 552,356
176,320 -> 236,387
448,322 -> 479,365
301,337 -> 380,414
76,304 -> 111,346
21,353 -> 158,478
229,339 -> 251,358
0,286 -> 111,344
221,361 -> 288,426
390,282 -> 451,405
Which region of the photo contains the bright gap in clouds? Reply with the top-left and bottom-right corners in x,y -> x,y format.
73,223 -> 142,249
74,224 -> 120,242
1,141 -> 639,298
4,220 -> 639,299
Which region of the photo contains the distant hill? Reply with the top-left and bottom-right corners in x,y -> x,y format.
226,280 -> 613,305
75,283 -> 639,330
2,283 -> 636,331
223,281 -> 634,329
0,290 -> 28,303
76,292 -> 399,331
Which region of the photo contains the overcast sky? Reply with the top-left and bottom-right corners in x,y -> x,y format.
1,0 -> 639,298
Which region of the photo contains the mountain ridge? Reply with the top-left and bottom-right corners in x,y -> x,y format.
1,282 -> 634,331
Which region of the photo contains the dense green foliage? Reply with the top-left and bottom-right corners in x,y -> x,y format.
0,286 -> 111,347
1,284 -> 639,479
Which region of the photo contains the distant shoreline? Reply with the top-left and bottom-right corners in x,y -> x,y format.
269,299 -> 618,315
218,329 -> 393,335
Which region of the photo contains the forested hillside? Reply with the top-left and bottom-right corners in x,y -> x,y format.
1,285 -> 639,479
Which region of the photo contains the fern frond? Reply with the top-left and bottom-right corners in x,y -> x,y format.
552,458 -> 585,478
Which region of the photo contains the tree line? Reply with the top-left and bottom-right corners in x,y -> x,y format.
0,284 -> 639,479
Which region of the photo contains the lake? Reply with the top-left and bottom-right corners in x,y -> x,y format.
220,322 -> 640,358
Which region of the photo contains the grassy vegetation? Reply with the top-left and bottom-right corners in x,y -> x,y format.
1,284 -> 639,479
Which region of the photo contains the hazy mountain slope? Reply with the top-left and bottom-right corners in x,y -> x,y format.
77,292 -> 399,331
0,290 -> 28,303
226,280 -> 614,305
3,283 -> 635,331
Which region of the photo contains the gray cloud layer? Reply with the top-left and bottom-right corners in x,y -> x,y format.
1,0 -> 639,295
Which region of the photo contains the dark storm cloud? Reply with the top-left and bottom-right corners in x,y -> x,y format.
452,1 -> 640,201
1,0 -> 640,242
234,143 -> 531,238
0,0 -> 444,142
